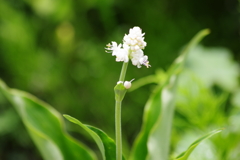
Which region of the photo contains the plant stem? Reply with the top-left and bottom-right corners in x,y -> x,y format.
119,62 -> 128,81
115,100 -> 122,160
115,62 -> 128,160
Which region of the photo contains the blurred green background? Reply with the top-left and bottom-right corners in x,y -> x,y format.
0,0 -> 239,159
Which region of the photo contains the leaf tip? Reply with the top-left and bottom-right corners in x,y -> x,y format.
202,28 -> 211,36
0,79 -> 7,90
63,114 -> 71,119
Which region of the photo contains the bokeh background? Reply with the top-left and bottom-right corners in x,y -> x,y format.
0,0 -> 239,159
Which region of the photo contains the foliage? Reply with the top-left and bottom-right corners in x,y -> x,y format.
0,0 -> 239,159
1,28 -> 235,160
0,80 -> 96,160
174,129 -> 223,160
63,115 -> 123,160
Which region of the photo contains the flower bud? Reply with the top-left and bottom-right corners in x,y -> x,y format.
123,79 -> 135,89
117,81 -> 123,84
124,81 -> 132,89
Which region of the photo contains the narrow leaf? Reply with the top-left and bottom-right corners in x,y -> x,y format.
129,85 -> 163,160
175,128 -> 223,160
0,79 -> 96,160
64,114 -> 121,160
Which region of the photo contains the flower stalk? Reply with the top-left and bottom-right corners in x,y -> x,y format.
114,62 -> 129,160
108,26 -> 150,160
119,62 -> 129,82
115,100 -> 122,160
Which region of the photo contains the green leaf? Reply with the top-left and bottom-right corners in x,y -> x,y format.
185,45 -> 239,92
147,29 -> 210,160
129,29 -> 210,160
0,79 -> 96,160
128,85 -> 162,160
175,128 -> 223,160
129,69 -> 167,92
64,114 -> 123,160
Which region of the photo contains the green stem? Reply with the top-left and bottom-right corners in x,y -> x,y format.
115,100 -> 122,160
115,62 -> 128,160
119,62 -> 129,81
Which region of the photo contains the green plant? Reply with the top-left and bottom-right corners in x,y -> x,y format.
0,28 -> 225,160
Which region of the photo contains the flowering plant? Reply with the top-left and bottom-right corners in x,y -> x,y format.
0,28 -> 223,160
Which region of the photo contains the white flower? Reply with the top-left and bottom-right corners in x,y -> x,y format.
106,26 -> 150,68
123,81 -> 132,89
117,81 -> 123,84
123,27 -> 147,51
123,79 -> 135,89
106,42 -> 129,62
139,55 -> 151,68
130,49 -> 144,68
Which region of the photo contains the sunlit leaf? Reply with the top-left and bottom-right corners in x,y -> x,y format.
0,79 -> 96,160
186,45 -> 239,92
175,128 -> 223,160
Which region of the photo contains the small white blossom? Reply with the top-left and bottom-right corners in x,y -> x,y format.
123,79 -> 135,89
139,55 -> 151,68
123,27 -> 147,51
106,26 -> 150,68
124,81 -> 132,89
106,42 -> 129,62
130,49 -> 144,68
117,81 -> 123,84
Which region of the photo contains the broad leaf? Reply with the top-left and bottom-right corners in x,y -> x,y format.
64,114 -> 123,160
0,79 -> 96,160
185,45 -> 239,91
175,128 -> 223,160
129,29 -> 210,160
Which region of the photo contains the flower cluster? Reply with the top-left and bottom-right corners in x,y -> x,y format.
106,27 -> 150,68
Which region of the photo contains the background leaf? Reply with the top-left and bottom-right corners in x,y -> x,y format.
147,29 -> 210,160
175,129 -> 223,160
129,29 -> 210,160
0,79 -> 96,160
128,85 -> 163,160
64,114 -> 122,160
185,45 -> 239,92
